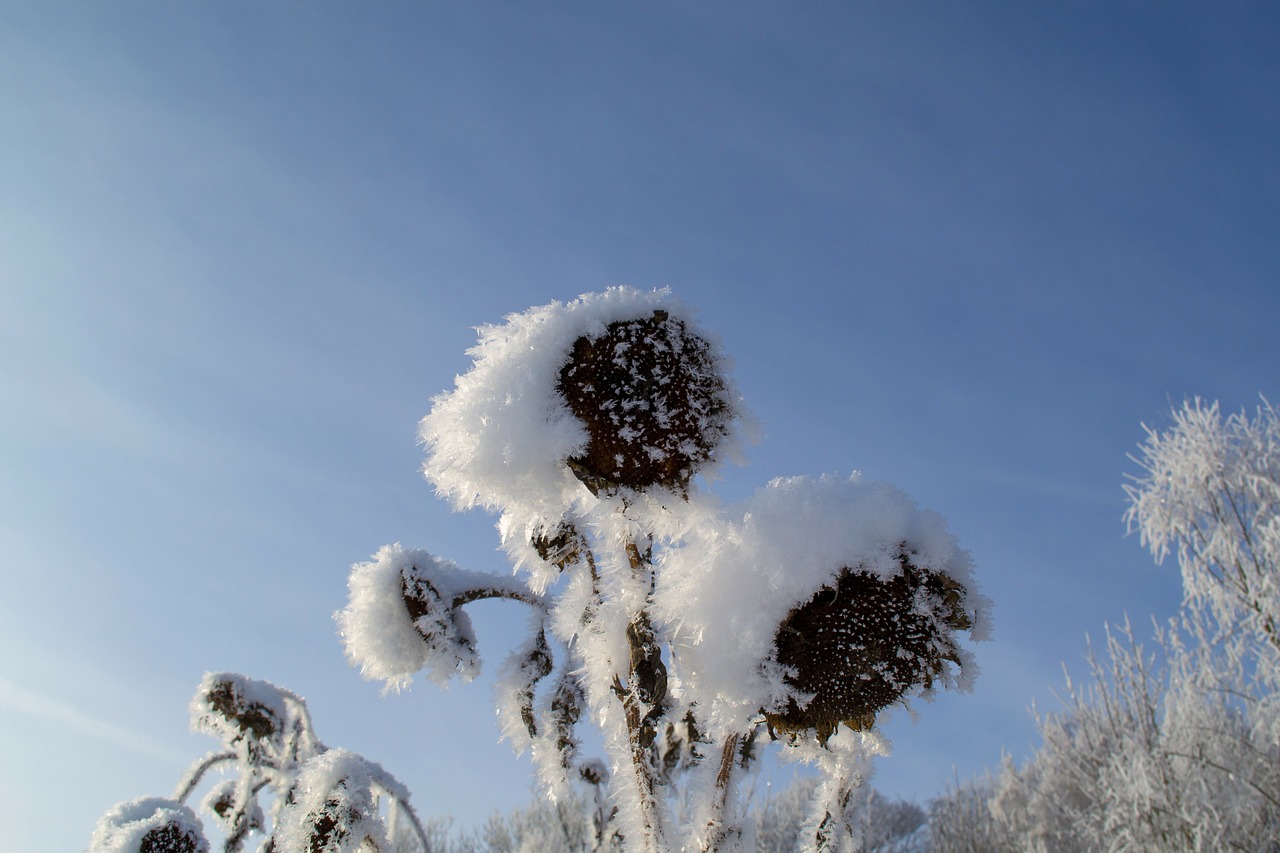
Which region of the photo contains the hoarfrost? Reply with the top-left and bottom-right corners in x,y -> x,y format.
337,544 -> 495,689
420,287 -> 744,581
90,797 -> 208,853
273,749 -> 387,853
655,474 -> 989,740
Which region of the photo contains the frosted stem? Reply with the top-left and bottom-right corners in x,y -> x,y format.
172,751 -> 237,803
602,536 -> 670,853
451,586 -> 546,611
697,732 -> 742,853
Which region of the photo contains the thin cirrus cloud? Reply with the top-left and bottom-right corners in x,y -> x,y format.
0,676 -> 188,766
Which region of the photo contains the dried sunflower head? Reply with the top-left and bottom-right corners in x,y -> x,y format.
139,820 -> 207,853
557,309 -> 733,495
766,551 -> 973,743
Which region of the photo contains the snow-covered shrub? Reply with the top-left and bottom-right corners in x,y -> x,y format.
92,675 -> 428,853
1125,397 -> 1280,656
964,620 -> 1280,851
925,397 -> 1280,852
338,288 -> 987,853
924,774 -> 1010,853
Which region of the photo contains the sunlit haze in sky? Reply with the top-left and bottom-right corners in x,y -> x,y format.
2,3 -> 1279,850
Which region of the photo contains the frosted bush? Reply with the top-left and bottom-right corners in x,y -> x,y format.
1125,397 -> 1280,651
924,397 -> 1280,852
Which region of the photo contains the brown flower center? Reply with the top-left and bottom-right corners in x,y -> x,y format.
557,310 -> 731,494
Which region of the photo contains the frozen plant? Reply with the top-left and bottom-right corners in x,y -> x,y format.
1125,397 -> 1280,654
924,396 -> 1280,852
338,288 -> 988,853
91,673 -> 430,853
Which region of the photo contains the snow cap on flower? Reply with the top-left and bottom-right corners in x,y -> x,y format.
420,288 -> 742,565
655,474 -> 988,741
273,750 -> 387,853
336,544 -> 485,690
191,673 -> 293,757
90,797 -> 208,853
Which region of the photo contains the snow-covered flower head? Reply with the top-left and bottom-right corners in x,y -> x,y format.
420,288 -> 742,561
655,474 -> 988,741
191,673 -> 294,759
274,750 -> 387,853
766,552 -> 973,740
336,544 -> 482,690
90,797 -> 208,853
556,306 -> 734,495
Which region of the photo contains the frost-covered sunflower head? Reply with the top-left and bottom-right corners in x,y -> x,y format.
190,673 -> 291,758
557,308 -> 733,495
654,475 -> 988,744
421,288 -> 743,576
765,550 -> 973,742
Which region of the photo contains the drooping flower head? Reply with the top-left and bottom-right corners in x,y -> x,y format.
655,474 -> 988,742
766,550 -> 973,740
273,750 -> 388,853
191,673 -> 294,760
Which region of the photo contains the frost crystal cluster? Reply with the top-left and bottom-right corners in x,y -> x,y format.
337,288 -> 988,853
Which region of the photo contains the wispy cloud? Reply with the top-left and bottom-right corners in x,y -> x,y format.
0,676 -> 187,765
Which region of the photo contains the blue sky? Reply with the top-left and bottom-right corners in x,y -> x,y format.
3,2 -> 1279,849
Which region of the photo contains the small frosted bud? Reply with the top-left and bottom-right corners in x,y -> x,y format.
337,545 -> 481,689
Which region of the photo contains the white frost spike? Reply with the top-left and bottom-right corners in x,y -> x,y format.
495,623 -> 554,754
90,797 -> 208,853
336,544 -> 485,690
274,749 -> 387,853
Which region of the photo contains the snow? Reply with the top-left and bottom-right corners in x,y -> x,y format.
654,474 -> 989,740
90,797 -> 208,853
273,749 -> 388,853
328,290 -> 987,851
419,287 -> 746,589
